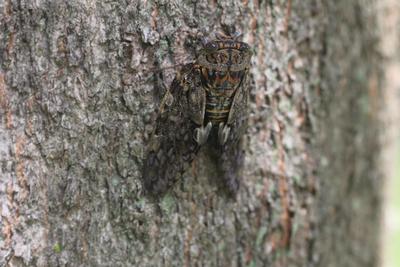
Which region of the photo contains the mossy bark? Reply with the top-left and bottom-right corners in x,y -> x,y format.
0,1 -> 383,266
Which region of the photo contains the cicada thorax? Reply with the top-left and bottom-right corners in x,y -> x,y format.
199,67 -> 247,124
197,41 -> 251,125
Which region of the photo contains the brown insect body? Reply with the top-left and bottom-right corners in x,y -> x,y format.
198,35 -> 251,125
143,31 -> 252,197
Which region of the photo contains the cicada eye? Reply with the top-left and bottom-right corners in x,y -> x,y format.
205,42 -> 218,51
239,43 -> 250,51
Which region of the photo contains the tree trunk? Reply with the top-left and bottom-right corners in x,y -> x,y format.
0,1 -> 384,266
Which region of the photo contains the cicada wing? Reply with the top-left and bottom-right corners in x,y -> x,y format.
143,65 -> 205,196
219,71 -> 251,196
227,70 -> 250,127
143,117 -> 199,196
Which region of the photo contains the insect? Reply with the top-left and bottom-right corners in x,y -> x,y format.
143,30 -> 252,197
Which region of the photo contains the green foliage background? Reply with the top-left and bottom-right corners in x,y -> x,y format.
385,141 -> 400,267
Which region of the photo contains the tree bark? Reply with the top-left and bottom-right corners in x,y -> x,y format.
0,1 -> 384,266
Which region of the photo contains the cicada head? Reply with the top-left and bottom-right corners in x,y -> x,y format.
197,32 -> 252,91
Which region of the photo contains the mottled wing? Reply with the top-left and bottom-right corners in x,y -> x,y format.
219,71 -> 250,196
143,64 -> 204,196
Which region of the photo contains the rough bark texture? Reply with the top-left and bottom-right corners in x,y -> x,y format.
0,1 -> 383,266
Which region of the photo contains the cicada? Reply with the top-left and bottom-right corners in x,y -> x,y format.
143,30 -> 252,197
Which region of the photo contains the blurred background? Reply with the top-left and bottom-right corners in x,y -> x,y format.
383,142 -> 400,267
380,1 -> 400,266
